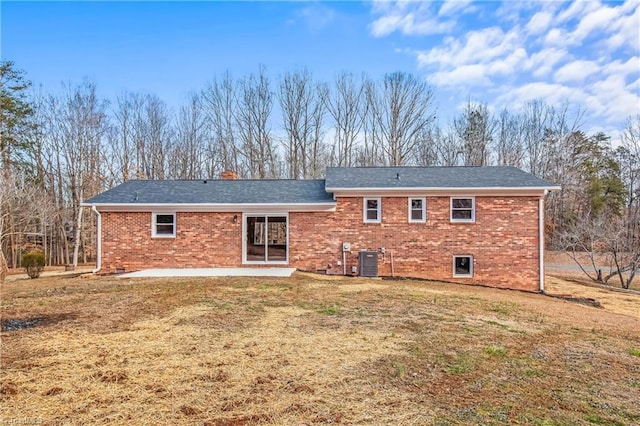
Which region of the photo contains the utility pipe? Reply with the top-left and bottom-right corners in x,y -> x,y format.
342,251 -> 346,276
539,194 -> 545,293
91,206 -> 102,274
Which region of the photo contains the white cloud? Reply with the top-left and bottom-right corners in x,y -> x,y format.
570,2 -> 621,44
556,0 -> 600,24
370,0 -> 640,130
525,11 -> 553,35
602,56 -> 640,79
627,76 -> 640,92
549,0 -> 639,51
529,47 -> 567,78
543,28 -> 569,47
496,82 -> 582,113
487,47 -> 529,76
554,60 -> 601,84
438,0 -> 475,17
428,64 -> 492,87
369,1 -> 455,37
605,1 -> 640,52
589,74 -> 640,120
417,27 -> 520,68
296,4 -> 337,32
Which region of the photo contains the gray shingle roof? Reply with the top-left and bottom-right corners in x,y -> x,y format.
85,167 -> 558,206
325,166 -> 558,189
84,179 -> 334,205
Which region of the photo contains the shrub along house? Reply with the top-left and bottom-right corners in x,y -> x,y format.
83,166 -> 559,292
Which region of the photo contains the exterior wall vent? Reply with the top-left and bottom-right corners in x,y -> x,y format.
359,250 -> 378,277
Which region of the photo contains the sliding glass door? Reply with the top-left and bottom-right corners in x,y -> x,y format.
244,215 -> 288,263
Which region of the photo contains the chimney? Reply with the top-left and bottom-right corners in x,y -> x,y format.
221,170 -> 238,180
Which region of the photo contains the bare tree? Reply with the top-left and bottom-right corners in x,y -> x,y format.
415,123 -> 460,166
560,213 -> 639,289
357,77 -> 384,166
365,72 -> 435,166
0,172 -> 55,282
618,115 -> 640,213
107,92 -> 141,183
203,72 -> 240,177
237,66 -> 279,178
46,80 -> 108,268
522,100 -> 553,176
142,95 -> 173,179
495,108 -> 525,167
326,72 -> 365,167
454,100 -> 495,166
278,69 -> 328,178
171,93 -> 207,179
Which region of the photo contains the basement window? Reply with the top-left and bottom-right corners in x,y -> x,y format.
152,213 -> 176,238
453,255 -> 473,278
450,197 -> 475,222
363,198 -> 381,223
408,197 -> 426,222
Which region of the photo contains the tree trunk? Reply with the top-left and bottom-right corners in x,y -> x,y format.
0,246 -> 7,285
72,206 -> 83,268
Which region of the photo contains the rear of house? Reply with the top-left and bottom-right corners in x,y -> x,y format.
83,166 -> 559,292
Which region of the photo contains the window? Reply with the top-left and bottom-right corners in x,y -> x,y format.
453,255 -> 473,277
363,198 -> 381,223
450,197 -> 475,222
152,213 -> 176,237
245,215 -> 288,263
408,197 -> 426,222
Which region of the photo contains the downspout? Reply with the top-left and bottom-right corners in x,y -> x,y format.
91,206 -> 102,274
538,192 -> 546,293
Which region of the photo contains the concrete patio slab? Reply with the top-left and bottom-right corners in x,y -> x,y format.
117,268 -> 296,278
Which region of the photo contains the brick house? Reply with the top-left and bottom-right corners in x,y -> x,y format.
83,166 -> 559,292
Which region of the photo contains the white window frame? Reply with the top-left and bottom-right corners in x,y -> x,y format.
408,197 -> 426,223
152,212 -> 176,238
450,196 -> 476,223
363,197 -> 381,223
453,255 -> 473,278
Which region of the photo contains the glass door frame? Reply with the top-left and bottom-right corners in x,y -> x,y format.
242,213 -> 289,265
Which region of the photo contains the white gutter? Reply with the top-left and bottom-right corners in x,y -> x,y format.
80,202 -> 336,213
325,186 -> 561,192
539,194 -> 545,293
327,187 -> 561,197
91,206 -> 102,274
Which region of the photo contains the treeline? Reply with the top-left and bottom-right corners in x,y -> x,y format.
1,61 -> 639,287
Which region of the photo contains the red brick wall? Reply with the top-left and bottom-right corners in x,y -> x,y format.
289,196 -> 541,292
101,212 -> 243,272
99,195 -> 542,292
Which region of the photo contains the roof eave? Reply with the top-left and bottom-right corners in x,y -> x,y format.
325,186 -> 561,197
80,202 -> 337,213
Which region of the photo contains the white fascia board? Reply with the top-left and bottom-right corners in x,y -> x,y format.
326,186 -> 560,197
82,202 -> 337,213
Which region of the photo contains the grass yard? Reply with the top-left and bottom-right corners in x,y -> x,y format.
1,273 -> 639,425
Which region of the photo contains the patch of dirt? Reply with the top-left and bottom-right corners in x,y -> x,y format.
547,294 -> 602,308
1,313 -> 75,332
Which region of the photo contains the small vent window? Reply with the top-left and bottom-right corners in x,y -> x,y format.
453,255 -> 473,277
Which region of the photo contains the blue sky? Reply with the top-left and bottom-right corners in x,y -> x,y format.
2,1 -> 639,139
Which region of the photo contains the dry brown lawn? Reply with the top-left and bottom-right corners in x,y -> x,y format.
1,272 -> 639,425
